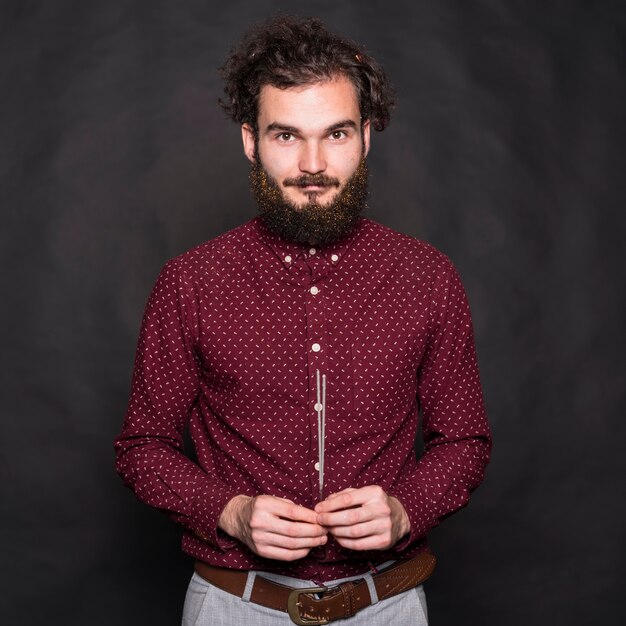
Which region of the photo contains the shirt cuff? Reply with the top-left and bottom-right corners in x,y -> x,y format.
188,485 -> 241,552
387,483 -> 437,552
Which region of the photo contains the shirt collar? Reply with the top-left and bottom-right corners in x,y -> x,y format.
253,216 -> 364,270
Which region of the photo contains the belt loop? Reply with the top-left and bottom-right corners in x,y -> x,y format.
242,571 -> 257,603
363,572 -> 379,605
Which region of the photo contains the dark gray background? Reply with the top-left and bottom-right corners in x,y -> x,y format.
1,1 -> 624,624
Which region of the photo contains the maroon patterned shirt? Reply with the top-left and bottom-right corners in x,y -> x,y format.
114,217 -> 491,583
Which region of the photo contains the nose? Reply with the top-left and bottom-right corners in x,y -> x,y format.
298,141 -> 326,174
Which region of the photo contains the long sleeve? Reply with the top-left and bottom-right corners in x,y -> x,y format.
389,259 -> 492,548
113,259 -> 239,550
113,218 -> 490,578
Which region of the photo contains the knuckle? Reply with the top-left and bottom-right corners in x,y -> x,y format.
341,493 -> 352,507
347,525 -> 360,538
347,510 -> 360,525
285,524 -> 298,538
373,489 -> 386,503
257,546 -> 271,558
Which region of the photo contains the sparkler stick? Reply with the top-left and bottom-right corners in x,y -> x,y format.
315,370 -> 326,499
321,373 -> 326,499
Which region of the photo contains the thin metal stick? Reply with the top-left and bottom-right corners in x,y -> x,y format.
316,370 -> 323,498
320,374 -> 326,499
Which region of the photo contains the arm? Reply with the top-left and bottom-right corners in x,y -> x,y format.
114,259 -> 239,550
316,258 -> 491,551
387,258 -> 492,549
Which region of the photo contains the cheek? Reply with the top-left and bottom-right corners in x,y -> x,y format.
331,149 -> 362,178
258,145 -> 293,179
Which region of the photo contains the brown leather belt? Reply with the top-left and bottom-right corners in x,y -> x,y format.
194,552 -> 436,625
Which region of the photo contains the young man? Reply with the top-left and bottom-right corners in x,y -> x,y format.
114,16 -> 491,625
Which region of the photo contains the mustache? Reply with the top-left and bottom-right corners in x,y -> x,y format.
283,174 -> 341,188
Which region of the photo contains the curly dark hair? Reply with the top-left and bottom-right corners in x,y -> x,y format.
219,15 -> 395,132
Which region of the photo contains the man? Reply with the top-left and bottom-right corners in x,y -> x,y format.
114,15 -> 491,626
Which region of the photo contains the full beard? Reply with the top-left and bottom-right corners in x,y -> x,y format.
249,158 -> 369,247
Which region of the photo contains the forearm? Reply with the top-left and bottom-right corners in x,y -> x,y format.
115,434 -> 240,549
389,435 -> 491,547
388,257 -> 492,548
217,494 -> 252,539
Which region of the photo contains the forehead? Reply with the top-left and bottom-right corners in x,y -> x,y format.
257,74 -> 360,130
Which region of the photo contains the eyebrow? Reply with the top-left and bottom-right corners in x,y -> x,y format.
265,119 -> 359,135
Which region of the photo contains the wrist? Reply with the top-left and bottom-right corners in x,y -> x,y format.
389,496 -> 411,540
218,494 -> 251,539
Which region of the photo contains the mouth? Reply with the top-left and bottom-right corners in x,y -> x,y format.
285,176 -> 341,192
300,185 -> 328,192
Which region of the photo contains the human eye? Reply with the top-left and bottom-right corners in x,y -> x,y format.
276,132 -> 296,143
329,129 -> 348,141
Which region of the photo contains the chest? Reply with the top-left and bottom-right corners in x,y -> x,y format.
192,255 -> 432,411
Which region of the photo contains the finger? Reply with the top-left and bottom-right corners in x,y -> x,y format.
326,520 -> 384,539
315,487 -> 374,513
323,488 -> 356,501
334,534 -> 392,551
257,531 -> 328,551
263,517 -> 328,538
255,545 -> 313,561
265,497 -> 319,524
317,506 -> 372,528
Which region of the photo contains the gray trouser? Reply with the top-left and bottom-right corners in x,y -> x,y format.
182,568 -> 429,626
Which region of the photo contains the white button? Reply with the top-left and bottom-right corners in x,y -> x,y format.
331,254 -> 339,262
314,462 -> 320,471
310,286 -> 319,295
311,343 -> 321,352
284,255 -> 292,263
314,402 -> 323,412
309,248 -> 316,255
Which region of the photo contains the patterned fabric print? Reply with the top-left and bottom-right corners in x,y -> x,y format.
114,217 -> 491,583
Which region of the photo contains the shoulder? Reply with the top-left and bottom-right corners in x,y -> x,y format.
359,218 -> 456,278
174,220 -> 255,265
160,219 -> 257,280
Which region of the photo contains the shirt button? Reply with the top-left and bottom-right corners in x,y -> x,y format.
284,255 -> 292,263
309,248 -> 317,255
310,286 -> 319,295
311,343 -> 321,352
331,254 -> 339,262
314,402 -> 323,412
314,462 -> 320,471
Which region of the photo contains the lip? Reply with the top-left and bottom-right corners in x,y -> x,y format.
300,185 -> 327,191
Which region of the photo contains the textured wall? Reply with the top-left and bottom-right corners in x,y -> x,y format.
1,1 -> 624,624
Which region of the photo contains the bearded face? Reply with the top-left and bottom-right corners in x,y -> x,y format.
241,76 -> 372,246
250,156 -> 369,247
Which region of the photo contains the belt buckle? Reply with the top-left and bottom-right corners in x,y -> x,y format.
287,585 -> 330,625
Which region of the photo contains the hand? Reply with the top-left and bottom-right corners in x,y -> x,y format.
218,494 -> 328,561
314,486 -> 410,551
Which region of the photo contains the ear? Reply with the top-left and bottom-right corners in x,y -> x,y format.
362,119 -> 371,157
241,123 -> 257,163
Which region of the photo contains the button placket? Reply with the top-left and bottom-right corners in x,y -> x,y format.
304,273 -> 327,506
